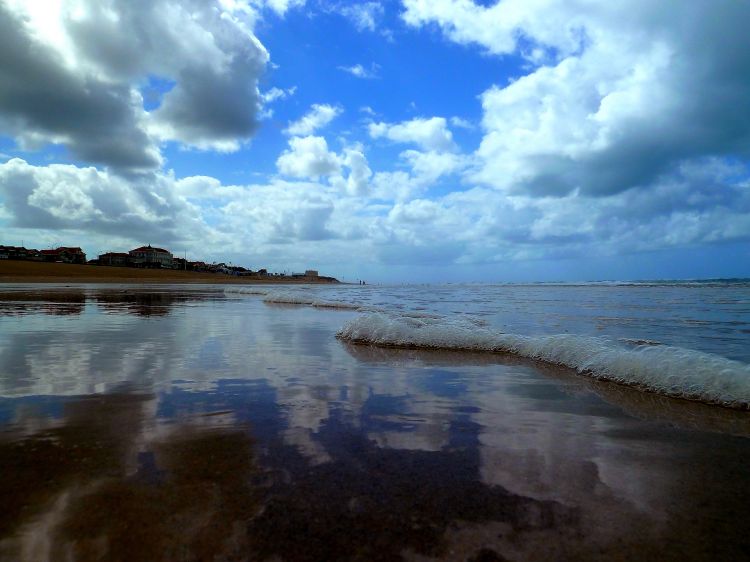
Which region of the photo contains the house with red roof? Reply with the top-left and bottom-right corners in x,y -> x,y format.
40,247 -> 86,264
128,245 -> 173,268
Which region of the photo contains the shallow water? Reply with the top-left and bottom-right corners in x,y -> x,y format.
253,281 -> 750,362
1,283 -> 749,560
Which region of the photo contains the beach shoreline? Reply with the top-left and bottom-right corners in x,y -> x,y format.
0,261 -> 340,284
1,284 -> 749,560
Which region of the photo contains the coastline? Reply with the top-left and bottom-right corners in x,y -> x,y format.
0,261 -> 340,284
2,289 -> 750,560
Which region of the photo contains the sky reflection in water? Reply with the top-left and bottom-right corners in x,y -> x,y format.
1,286 -> 749,561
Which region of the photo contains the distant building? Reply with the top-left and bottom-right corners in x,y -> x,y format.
129,245 -> 173,268
190,261 -> 208,272
305,270 -> 319,278
0,245 -> 41,260
40,247 -> 86,264
98,252 -> 130,267
0,245 -> 16,259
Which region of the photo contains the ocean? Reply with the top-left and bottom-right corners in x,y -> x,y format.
1,281 -> 749,560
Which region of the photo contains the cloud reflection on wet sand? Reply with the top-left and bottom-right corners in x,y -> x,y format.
1,287 -> 750,560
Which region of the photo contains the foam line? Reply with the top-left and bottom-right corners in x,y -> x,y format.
337,312 -> 750,408
224,287 -> 269,296
262,290 -> 361,310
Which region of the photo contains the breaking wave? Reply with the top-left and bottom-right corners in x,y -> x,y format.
224,287 -> 269,296
262,290 -> 361,310
337,312 -> 750,409
224,287 -> 364,310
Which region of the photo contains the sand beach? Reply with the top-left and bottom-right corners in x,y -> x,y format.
0,261 -> 338,284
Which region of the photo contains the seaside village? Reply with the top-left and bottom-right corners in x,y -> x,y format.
0,243 -> 328,280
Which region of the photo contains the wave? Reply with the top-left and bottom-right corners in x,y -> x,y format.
224,287 -> 269,296
225,287 -> 369,311
262,290 -> 361,310
337,312 -> 750,409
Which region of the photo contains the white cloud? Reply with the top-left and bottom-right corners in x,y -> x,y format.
285,104 -> 342,136
224,185 -> 337,242
2,153 -> 749,277
401,0 -> 586,57
338,149 -> 372,196
338,63 -> 380,79
0,0 -> 273,169
403,0 -> 750,198
259,86 -> 297,118
369,117 -> 456,152
370,149 -> 465,201
0,158 -> 206,243
376,161 -> 750,266
256,0 -> 306,16
276,136 -> 373,196
262,86 -> 297,104
400,150 -> 466,184
3,0 -> 750,276
276,136 -> 342,179
450,117 -> 474,130
339,2 -> 384,32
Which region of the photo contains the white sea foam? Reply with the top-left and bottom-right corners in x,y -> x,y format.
224,287 -> 269,296
262,290 -> 361,310
337,312 -> 750,408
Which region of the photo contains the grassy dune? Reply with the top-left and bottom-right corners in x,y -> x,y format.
0,261 -> 337,284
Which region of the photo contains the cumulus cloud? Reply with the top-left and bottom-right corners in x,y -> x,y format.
2,152 -> 748,276
334,149 -> 373,196
0,4 -> 160,172
285,104 -> 342,136
0,157 -> 363,261
370,149 -> 466,201
2,0 -> 749,278
372,166 -> 750,267
0,158 -> 205,243
222,182 -> 339,243
403,0 -> 750,198
369,117 -> 457,152
402,0 -> 575,56
276,136 -> 342,179
276,136 -> 373,196
0,0 -> 273,170
401,150 -> 466,183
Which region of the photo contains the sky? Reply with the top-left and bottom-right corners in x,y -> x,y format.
0,0 -> 749,283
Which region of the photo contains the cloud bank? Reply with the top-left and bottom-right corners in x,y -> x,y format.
0,0 -> 748,280
0,0 -> 274,171
402,0 -> 750,198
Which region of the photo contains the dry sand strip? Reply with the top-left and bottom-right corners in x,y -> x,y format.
0,261 -> 339,284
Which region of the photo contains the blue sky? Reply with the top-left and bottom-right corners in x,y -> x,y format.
0,0 -> 749,282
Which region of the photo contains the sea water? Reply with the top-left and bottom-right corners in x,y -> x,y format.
239,281 -> 750,407
1,281 -> 750,560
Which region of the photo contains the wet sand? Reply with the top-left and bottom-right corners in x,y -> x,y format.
0,261 -> 338,284
1,287 -> 750,560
